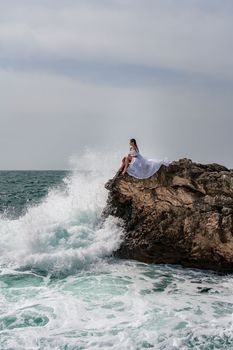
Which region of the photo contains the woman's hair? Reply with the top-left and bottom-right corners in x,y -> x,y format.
130,138 -> 139,152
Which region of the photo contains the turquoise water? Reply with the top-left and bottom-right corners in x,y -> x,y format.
0,165 -> 233,349
0,171 -> 68,218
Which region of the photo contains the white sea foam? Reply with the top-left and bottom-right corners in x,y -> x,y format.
0,149 -> 123,275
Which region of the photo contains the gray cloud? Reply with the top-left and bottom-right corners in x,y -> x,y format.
1,0 -> 233,81
0,0 -> 232,169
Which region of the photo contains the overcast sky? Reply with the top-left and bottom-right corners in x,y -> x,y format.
0,0 -> 233,169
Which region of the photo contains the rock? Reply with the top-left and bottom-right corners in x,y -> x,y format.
103,158 -> 233,272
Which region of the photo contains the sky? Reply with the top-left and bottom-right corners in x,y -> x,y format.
0,0 -> 233,170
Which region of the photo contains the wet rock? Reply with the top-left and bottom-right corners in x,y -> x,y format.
103,158 -> 233,272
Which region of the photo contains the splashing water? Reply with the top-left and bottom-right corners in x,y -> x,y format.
0,150 -> 124,275
0,150 -> 233,350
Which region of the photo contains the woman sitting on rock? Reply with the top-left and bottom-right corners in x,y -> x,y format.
119,138 -> 170,179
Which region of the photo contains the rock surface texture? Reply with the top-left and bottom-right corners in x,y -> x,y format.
104,159 -> 233,272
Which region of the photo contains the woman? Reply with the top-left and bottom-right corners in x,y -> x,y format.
119,138 -> 139,175
119,138 -> 170,179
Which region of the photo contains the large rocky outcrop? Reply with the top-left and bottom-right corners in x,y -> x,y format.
104,158 -> 233,272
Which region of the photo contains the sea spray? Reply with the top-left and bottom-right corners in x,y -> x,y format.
0,149 -> 124,276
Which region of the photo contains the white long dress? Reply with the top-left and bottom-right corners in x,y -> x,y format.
127,148 -> 170,179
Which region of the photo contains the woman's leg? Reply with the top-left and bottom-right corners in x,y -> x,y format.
122,156 -> 132,174
118,157 -> 126,172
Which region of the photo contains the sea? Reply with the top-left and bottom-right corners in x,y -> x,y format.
0,154 -> 233,350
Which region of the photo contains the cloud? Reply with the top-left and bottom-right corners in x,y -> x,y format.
0,0 -> 233,83
0,1 -> 232,169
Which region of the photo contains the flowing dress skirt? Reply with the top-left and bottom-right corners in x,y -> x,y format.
127,154 -> 170,179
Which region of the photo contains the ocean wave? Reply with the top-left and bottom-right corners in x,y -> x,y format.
0,150 -> 123,276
